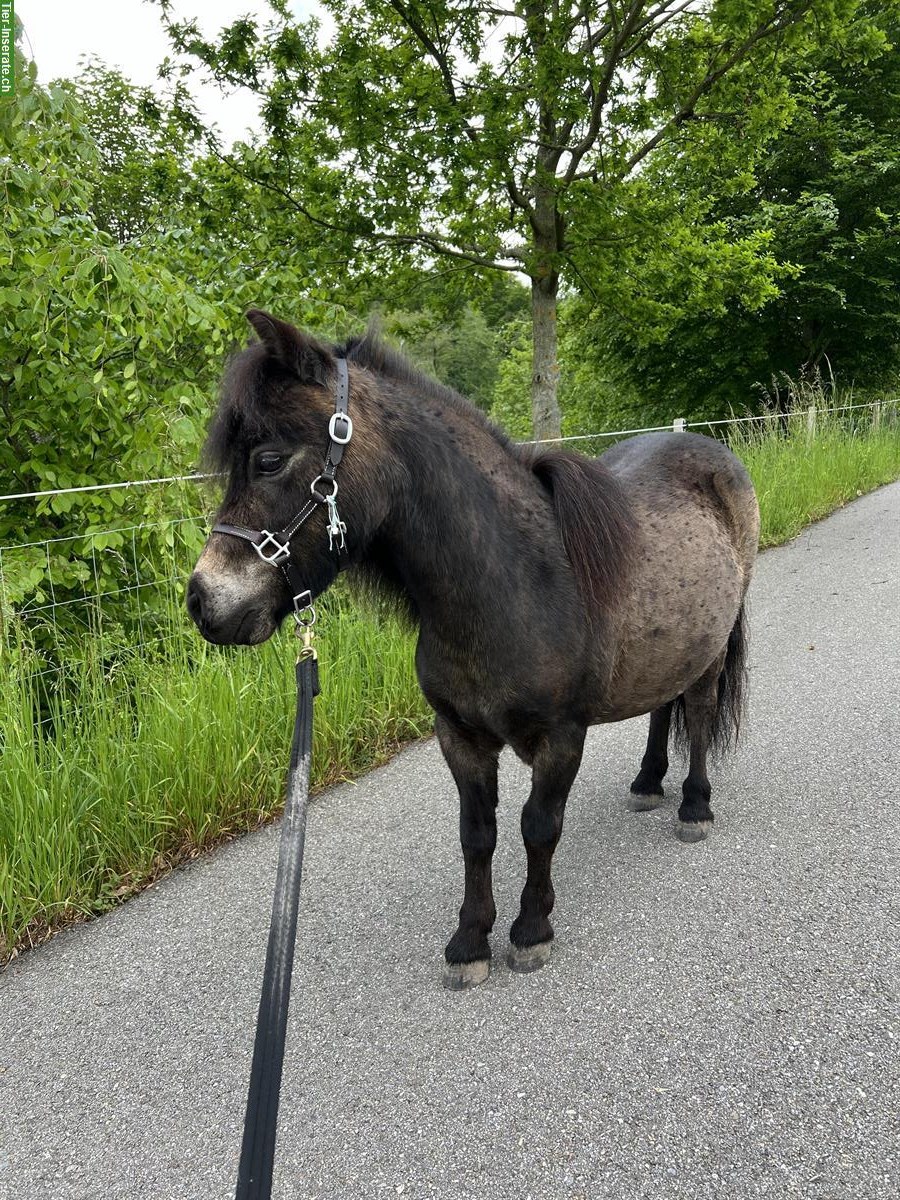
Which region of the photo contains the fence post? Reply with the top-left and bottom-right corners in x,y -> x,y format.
873,400 -> 882,431
806,405 -> 816,441
673,417 -> 687,433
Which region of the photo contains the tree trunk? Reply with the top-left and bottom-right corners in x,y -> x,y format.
530,271 -> 561,440
528,66 -> 564,441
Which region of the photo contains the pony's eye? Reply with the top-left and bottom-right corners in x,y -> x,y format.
256,451 -> 285,475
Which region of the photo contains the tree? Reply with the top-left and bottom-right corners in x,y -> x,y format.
581,1 -> 900,416
56,62 -> 204,244
158,0 -> 883,436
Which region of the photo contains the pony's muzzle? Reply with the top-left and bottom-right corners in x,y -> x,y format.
186,555 -> 278,646
186,571 -> 237,643
185,571 -> 208,628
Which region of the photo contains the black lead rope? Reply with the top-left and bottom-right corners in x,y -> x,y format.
214,357 -> 352,1198
235,649 -> 319,1200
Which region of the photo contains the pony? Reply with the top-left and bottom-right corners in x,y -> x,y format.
187,311 -> 759,989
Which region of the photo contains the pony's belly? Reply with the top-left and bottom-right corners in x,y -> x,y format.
600,628 -> 734,720
596,509 -> 744,722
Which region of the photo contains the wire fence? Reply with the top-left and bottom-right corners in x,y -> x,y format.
522,397 -> 900,445
2,398 -> 898,732
0,477 -> 212,729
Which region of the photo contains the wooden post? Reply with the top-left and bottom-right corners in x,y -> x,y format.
673,417 -> 687,433
806,405 -> 816,441
873,400 -> 882,431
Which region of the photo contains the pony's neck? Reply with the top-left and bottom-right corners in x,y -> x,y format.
364,396 -> 566,634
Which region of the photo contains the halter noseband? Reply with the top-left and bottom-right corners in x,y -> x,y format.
212,357 -> 352,621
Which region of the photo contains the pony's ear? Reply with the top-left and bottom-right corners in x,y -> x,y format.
246,309 -> 332,384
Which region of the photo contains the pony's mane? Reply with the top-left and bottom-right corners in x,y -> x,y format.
341,328 -> 638,619
340,329 -> 516,454
203,342 -> 308,472
204,328 -> 518,471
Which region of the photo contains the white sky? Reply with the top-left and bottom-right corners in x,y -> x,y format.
17,0 -> 319,145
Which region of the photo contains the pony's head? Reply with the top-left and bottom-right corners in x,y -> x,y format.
186,310 -> 386,645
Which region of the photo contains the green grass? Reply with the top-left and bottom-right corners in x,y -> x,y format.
733,407 -> 900,546
1,404 -> 898,963
0,589 -> 431,961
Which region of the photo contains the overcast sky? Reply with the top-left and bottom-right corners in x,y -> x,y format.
17,0 -> 317,144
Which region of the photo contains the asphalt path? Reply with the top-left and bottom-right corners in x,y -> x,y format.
1,483 -> 899,1200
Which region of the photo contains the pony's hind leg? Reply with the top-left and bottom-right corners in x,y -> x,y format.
676,655 -> 725,843
628,701 -> 674,811
436,714 -> 503,991
508,722 -> 586,973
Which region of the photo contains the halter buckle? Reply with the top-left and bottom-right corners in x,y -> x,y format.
310,475 -> 338,504
292,589 -> 316,627
328,411 -> 353,445
253,530 -> 291,565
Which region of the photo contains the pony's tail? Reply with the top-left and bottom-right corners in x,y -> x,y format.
673,600 -> 749,760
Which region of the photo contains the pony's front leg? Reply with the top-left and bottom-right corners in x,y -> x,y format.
435,714 -> 502,991
509,723 -> 586,973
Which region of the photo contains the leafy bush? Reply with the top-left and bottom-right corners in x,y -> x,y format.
0,53 -> 344,625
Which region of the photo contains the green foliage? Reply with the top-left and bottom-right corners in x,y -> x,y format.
0,53 -> 354,617
56,61 -> 204,242
489,308 -> 640,437
382,305 -> 499,410
0,56 -> 214,601
156,0 -> 895,432
489,318 -> 533,439
585,3 -> 900,416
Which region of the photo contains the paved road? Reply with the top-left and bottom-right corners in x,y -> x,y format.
2,484 -> 899,1200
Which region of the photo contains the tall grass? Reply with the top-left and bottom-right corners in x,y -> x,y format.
1,402 -> 898,962
0,587 -> 430,961
733,404 -> 900,545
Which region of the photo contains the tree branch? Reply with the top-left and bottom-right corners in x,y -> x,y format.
622,2 -> 814,177
622,0 -> 699,62
387,0 -> 460,104
563,1 -> 647,181
388,3 -> 535,223
206,142 -> 524,272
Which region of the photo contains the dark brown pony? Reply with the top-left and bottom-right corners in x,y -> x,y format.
188,311 -> 759,989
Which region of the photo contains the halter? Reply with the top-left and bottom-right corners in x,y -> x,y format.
212,357 -> 352,623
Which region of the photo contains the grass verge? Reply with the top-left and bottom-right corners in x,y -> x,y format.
1,406 -> 898,962
0,590 -> 431,962
732,407 -> 900,546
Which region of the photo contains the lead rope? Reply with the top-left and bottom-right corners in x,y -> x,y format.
235,612 -> 318,1200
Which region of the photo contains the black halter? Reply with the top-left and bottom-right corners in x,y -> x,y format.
212,357 -> 352,618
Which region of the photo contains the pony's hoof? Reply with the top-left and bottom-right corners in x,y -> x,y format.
676,818 -> 713,843
442,959 -> 490,991
627,788 -> 665,812
507,941 -> 552,973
